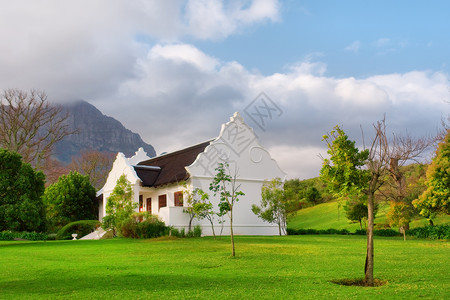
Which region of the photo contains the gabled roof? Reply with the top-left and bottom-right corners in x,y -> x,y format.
136,140 -> 212,187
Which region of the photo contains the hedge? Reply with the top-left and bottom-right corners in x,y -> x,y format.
0,231 -> 48,241
56,220 -> 101,240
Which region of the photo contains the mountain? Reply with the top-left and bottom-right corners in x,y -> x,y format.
54,100 -> 156,163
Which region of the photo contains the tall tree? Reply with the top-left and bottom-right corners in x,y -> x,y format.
69,150 -> 114,190
413,129 -> 450,222
252,178 -> 291,236
43,171 -> 97,231
102,174 -> 136,236
0,89 -> 74,168
321,121 -> 389,286
0,148 -> 46,232
210,162 -> 245,257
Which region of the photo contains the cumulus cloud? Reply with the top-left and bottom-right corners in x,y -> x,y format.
98,43 -> 448,179
0,1 -> 446,179
184,0 -> 280,39
0,0 -> 280,100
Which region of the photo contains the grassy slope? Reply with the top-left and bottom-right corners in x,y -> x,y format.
288,201 -> 449,231
0,237 -> 449,299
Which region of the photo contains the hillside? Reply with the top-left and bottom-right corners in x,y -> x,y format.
54,100 -> 156,163
287,200 -> 450,231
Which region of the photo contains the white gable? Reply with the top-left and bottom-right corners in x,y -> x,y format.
187,112 -> 286,181
128,147 -> 151,165
102,152 -> 141,192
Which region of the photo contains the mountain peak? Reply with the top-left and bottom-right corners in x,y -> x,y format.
54,100 -> 156,163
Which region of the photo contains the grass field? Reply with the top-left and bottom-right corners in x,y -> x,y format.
1,235 -> 448,299
288,201 -> 450,231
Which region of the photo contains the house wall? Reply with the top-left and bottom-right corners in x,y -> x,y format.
138,183 -> 190,228
185,112 -> 287,236
99,112 -> 288,236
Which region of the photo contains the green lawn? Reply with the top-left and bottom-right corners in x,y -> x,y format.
288,201 -> 450,231
0,236 -> 449,299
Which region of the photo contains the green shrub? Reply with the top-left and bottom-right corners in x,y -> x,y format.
0,231 -> 14,241
170,227 -> 181,237
0,231 -> 48,241
17,232 -> 48,241
286,228 -> 350,236
119,217 -> 139,238
407,224 -> 450,240
56,220 -> 100,240
374,229 -> 401,237
47,233 -> 57,240
137,216 -> 166,238
193,225 -> 202,237
118,214 -> 166,239
354,229 -> 366,235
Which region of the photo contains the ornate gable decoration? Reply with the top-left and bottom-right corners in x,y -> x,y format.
188,112 -> 286,180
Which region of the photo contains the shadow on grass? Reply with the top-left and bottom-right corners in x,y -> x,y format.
330,278 -> 388,287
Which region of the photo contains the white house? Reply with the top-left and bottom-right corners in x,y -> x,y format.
98,112 -> 286,235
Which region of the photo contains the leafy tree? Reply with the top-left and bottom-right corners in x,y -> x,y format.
43,171 -> 97,231
252,178 -> 291,235
321,122 -> 389,286
210,162 -> 245,257
386,201 -> 411,240
0,148 -> 46,232
0,89 -> 74,168
413,129 -> 450,223
102,174 -> 137,236
344,196 -> 378,230
189,189 -> 216,239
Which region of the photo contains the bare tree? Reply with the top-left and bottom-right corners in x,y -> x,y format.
69,150 -> 115,190
0,89 -> 74,168
383,132 -> 435,229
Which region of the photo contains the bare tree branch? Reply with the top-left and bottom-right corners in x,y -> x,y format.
0,89 -> 76,169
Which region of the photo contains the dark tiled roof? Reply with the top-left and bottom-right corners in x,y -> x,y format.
133,165 -> 161,187
137,140 -> 211,187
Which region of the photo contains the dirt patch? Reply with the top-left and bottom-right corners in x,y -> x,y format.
330,278 -> 388,287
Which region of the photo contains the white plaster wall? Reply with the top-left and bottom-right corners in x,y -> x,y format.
189,177 -> 280,236
184,112 -> 286,236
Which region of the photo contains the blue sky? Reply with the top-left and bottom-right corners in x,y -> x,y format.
197,0 -> 450,77
0,0 -> 448,179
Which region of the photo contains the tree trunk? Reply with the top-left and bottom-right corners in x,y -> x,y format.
278,220 -> 282,236
230,208 -> 235,257
429,218 -> 434,226
364,192 -> 375,286
188,216 -> 194,232
207,216 -> 216,240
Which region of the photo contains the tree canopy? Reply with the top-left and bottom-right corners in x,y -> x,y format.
0,148 -> 46,232
103,174 -> 136,236
252,178 -> 291,235
43,171 -> 97,230
413,129 -> 450,221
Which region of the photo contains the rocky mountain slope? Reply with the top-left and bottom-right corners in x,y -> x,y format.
54,100 -> 156,163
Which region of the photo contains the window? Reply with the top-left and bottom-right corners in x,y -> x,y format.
174,191 -> 183,207
139,195 -> 143,212
146,198 -> 152,212
158,194 -> 167,210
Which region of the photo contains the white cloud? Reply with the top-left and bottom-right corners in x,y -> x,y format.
184,0 -> 280,39
97,43 -> 448,179
0,1 -> 446,179
345,41 -> 361,53
0,1 -> 281,100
